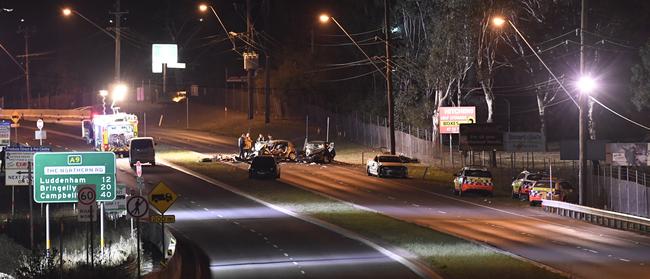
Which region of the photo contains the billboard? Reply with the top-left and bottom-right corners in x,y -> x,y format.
606,143 -> 649,166
503,132 -> 546,152
439,106 -> 476,134
152,44 -> 186,73
560,140 -> 607,161
459,123 -> 503,151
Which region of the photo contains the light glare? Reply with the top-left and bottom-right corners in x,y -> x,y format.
112,83 -> 128,101
319,14 -> 330,24
62,8 -> 72,16
199,4 -> 208,12
577,76 -> 596,94
492,17 -> 506,27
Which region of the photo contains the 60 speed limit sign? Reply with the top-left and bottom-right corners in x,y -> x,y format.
77,185 -> 96,205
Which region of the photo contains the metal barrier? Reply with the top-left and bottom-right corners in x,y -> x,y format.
0,108 -> 91,121
542,199 -> 650,233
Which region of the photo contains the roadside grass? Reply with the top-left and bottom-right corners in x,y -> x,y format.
158,150 -> 565,279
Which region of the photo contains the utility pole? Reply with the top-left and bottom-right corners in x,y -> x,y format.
246,0 -> 254,120
265,55 -> 270,124
110,0 -> 127,82
578,0 -> 587,205
17,26 -> 33,109
385,0 -> 395,155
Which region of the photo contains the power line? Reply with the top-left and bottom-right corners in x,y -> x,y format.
589,96 -> 650,131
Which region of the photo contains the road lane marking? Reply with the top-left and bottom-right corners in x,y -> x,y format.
203,208 -> 209,211
412,204 -> 420,207
161,159 -> 440,279
620,258 -> 631,262
437,210 -> 446,214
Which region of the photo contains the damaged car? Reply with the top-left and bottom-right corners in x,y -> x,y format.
301,141 -> 336,163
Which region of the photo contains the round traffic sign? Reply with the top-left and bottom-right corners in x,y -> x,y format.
36,119 -> 44,130
78,186 -> 96,205
127,196 -> 148,218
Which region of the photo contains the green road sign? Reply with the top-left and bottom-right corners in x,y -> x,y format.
34,152 -> 116,203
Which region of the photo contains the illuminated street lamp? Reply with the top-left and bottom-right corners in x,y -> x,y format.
99,90 -> 108,115
577,76 -> 596,94
111,83 -> 127,113
319,13 -> 396,154
492,15 -> 589,205
61,7 -> 120,82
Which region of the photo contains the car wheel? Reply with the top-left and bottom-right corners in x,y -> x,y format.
512,192 -> 519,199
151,162 -> 156,166
367,167 -> 372,176
458,189 -> 463,197
529,201 -> 536,206
323,155 -> 331,164
377,168 -> 383,178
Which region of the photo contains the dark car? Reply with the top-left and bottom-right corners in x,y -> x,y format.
302,141 -> 336,163
248,155 -> 280,179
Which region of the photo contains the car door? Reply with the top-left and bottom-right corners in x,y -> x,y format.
454,170 -> 463,189
370,156 -> 379,174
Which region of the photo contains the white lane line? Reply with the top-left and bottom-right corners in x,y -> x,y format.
250,229 -> 256,233
412,203 -> 420,207
233,221 -> 239,225
300,270 -> 306,275
283,253 -> 289,257
293,261 -> 298,265
217,214 -> 223,218
273,244 -> 278,248
620,258 -> 631,262
387,196 -> 396,200
190,201 -> 196,204
437,210 -> 447,214
203,208 -> 209,211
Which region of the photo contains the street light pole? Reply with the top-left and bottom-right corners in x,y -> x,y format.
578,0 -> 587,205
384,0 -> 396,155
246,0 -> 254,120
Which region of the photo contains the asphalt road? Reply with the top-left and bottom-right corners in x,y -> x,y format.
13,121 -> 420,279
132,125 -> 650,279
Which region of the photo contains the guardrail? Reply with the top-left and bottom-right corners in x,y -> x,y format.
0,108 -> 90,121
542,199 -> 650,233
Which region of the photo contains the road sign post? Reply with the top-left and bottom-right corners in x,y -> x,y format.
36,119 -> 44,146
11,112 -> 20,145
77,184 -> 96,266
149,182 -> 177,262
127,195 -> 148,278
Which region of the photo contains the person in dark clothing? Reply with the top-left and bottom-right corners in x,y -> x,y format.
238,134 -> 245,159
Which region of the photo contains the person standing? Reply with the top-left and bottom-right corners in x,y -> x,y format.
244,133 -> 253,158
238,134 -> 245,159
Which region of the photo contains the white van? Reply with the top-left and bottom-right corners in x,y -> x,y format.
129,137 -> 156,167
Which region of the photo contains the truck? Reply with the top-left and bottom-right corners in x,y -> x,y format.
82,113 -> 138,156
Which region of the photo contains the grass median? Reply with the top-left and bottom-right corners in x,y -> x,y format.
158,150 -> 565,279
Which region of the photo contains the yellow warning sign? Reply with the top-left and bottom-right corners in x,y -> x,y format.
148,182 -> 177,214
11,112 -> 20,124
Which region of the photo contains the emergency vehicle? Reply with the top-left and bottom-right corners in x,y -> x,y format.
82,113 -> 138,155
453,166 -> 494,196
528,179 -> 576,206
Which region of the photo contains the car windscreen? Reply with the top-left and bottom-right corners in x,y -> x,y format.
252,157 -> 275,168
464,170 -> 492,178
528,174 -> 547,180
131,139 -> 153,149
378,156 -> 402,163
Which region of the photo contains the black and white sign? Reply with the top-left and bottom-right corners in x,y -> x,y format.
105,184 -> 127,212
4,146 -> 50,186
127,195 -> 149,218
77,185 -> 96,206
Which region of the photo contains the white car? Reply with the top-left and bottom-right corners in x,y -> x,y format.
366,154 -> 408,178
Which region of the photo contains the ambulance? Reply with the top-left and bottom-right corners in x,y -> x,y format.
82,113 -> 138,156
